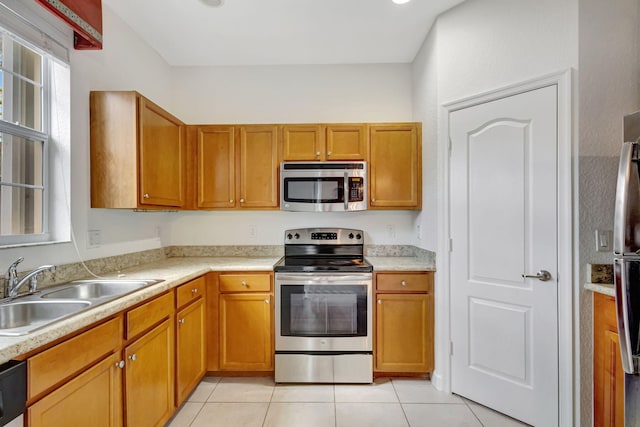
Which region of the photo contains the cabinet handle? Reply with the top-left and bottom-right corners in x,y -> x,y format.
229,199 -> 234,203
241,281 -> 247,287
401,280 -> 407,286
178,318 -> 185,324
371,198 -> 376,203
116,360 -> 125,369
377,300 -> 382,304
315,151 -> 321,156
327,151 -> 332,156
265,299 -> 270,304
143,193 -> 150,199
191,288 -> 198,294
128,354 -> 137,361
240,198 -> 245,203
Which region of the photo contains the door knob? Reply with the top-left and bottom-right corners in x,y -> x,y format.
522,270 -> 552,282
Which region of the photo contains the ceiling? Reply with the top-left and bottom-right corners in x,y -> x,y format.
104,0 -> 465,67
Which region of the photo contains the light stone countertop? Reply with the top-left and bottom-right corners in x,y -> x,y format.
584,282 -> 615,297
0,255 -> 433,364
367,256 -> 435,271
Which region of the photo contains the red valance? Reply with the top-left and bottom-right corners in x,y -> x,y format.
35,0 -> 103,50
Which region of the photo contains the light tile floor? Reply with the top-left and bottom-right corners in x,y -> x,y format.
167,377 -> 530,427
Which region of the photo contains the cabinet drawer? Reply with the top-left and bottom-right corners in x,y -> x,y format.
219,274 -> 271,292
376,272 -> 433,292
176,276 -> 206,309
28,316 -> 122,400
126,292 -> 174,339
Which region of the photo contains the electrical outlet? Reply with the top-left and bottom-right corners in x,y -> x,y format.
88,229 -> 101,248
248,225 -> 257,239
595,229 -> 612,252
417,224 -> 422,240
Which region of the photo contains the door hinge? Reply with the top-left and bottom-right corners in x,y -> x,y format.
449,238 -> 453,252
448,137 -> 452,157
450,341 -> 454,356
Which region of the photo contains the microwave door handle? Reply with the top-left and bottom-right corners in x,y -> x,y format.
344,172 -> 349,210
614,142 -> 635,255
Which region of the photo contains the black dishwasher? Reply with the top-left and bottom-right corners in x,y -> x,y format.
0,360 -> 26,426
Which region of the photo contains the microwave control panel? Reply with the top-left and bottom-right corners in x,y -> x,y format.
348,177 -> 364,202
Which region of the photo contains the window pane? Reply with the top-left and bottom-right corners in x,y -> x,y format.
0,133 -> 44,186
11,39 -> 41,84
10,76 -> 42,130
0,186 -> 43,235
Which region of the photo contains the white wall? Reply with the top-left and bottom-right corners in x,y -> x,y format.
578,0 -> 640,424
411,0 -> 579,418
1,5 -> 175,270
168,64 -> 419,246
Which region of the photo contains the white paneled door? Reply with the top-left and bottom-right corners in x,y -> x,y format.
449,85 -> 558,426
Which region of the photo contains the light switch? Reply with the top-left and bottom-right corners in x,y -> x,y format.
595,229 -> 612,252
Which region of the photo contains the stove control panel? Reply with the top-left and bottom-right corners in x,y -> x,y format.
284,228 -> 364,245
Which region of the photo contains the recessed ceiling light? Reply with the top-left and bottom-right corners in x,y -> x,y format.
200,0 -> 224,7
392,0 -> 411,4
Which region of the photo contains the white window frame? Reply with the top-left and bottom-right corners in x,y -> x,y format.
0,30 -> 50,245
0,0 -> 70,248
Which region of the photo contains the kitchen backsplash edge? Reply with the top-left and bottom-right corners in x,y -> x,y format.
1,245 -> 435,296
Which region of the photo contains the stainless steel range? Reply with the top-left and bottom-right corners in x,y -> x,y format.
274,228 -> 373,383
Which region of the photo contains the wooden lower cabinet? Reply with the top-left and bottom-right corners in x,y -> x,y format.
374,271 -> 434,374
594,292 -> 624,427
219,292 -> 273,371
124,318 -> 175,427
176,297 -> 206,405
28,353 -> 123,427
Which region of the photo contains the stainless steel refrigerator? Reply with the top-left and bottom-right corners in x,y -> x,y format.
614,111 -> 640,425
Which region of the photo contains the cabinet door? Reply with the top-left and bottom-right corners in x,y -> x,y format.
594,293 -> 624,427
375,293 -> 433,373
282,124 -> 323,161
28,353 -> 123,427
197,126 -> 237,208
325,124 -> 366,160
219,293 -> 272,371
176,298 -> 206,405
239,125 -> 279,208
369,124 -> 421,209
125,319 -> 174,427
138,96 -> 185,207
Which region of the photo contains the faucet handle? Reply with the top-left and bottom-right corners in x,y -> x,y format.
5,257 -> 24,279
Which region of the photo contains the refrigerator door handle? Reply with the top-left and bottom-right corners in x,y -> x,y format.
614,142 -> 635,256
615,258 -> 636,374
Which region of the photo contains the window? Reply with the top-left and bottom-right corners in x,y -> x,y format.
0,16 -> 70,247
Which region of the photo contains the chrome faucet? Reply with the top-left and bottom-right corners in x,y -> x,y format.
4,258 -> 56,298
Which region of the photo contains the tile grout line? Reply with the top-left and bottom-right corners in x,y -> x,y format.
187,377 -> 220,426
260,379 -> 277,427
460,396 -> 486,427
391,379 -> 412,427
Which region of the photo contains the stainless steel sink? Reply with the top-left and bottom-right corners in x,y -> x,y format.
40,279 -> 160,300
0,301 -> 92,336
0,279 -> 162,336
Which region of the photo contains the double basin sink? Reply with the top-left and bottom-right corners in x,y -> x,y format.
0,279 -> 162,336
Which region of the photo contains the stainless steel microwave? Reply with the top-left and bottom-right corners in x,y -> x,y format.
280,161 -> 367,212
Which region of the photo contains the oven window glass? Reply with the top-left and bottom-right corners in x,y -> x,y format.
284,178 -> 344,203
280,285 -> 367,337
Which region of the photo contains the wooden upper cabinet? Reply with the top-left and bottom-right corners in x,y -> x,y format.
194,125 -> 279,210
282,124 -> 366,161
325,124 -> 367,160
239,125 -> 279,208
90,91 -> 186,209
369,123 -> 422,209
282,124 -> 323,161
197,126 -> 236,209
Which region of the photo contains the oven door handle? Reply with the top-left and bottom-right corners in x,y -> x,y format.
276,275 -> 372,283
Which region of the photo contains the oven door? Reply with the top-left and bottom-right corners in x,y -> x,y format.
275,273 -> 372,352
